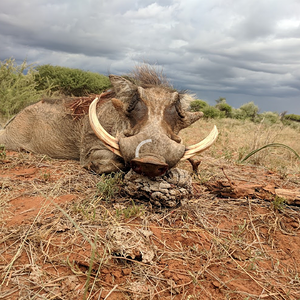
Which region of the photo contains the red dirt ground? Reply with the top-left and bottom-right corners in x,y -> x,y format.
1,151 -> 300,299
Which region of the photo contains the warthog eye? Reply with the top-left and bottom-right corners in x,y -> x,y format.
126,93 -> 148,127
175,97 -> 185,118
127,92 -> 140,112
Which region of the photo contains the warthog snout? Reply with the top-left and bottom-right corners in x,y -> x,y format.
131,156 -> 169,177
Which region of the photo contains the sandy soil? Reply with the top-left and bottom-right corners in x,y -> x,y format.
1,151 -> 300,299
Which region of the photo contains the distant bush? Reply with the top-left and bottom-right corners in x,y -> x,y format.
231,108 -> 245,120
202,106 -> 224,118
239,102 -> 259,121
190,100 -> 209,112
231,102 -> 259,121
190,100 -> 226,118
0,58 -> 43,117
258,112 -> 280,125
216,102 -> 232,117
284,114 -> 300,122
35,65 -> 111,96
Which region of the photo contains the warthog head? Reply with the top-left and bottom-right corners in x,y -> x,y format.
89,75 -> 218,177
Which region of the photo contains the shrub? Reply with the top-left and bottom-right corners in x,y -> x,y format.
284,114 -> 300,123
202,106 -> 224,118
216,102 -> 233,117
231,108 -> 246,120
35,65 -> 111,96
239,102 -> 259,121
0,58 -> 43,117
190,99 -> 209,112
258,112 -> 280,125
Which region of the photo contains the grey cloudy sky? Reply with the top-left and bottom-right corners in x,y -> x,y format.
1,0 -> 300,113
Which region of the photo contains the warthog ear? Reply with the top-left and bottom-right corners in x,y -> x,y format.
109,75 -> 136,98
183,111 -> 204,126
111,98 -> 126,115
174,111 -> 204,133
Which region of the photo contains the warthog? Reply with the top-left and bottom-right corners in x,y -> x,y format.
0,68 -> 218,177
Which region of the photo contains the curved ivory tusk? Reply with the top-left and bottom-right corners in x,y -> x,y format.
180,125 -> 219,161
89,96 -> 122,157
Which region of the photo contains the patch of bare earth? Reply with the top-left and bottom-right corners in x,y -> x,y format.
1,151 -> 300,299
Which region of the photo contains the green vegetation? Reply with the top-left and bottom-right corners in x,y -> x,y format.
35,64 -> 111,96
215,102 -> 232,118
0,58 -> 111,119
190,99 -> 208,112
0,58 -> 44,117
116,200 -> 144,219
96,173 -> 123,201
239,101 -> 259,121
285,114 -> 300,122
190,97 -> 300,128
202,105 -> 224,118
271,195 -> 286,212
240,143 -> 300,163
258,111 -> 280,125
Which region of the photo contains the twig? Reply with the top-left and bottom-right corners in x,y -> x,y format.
221,167 -> 234,190
104,284 -> 118,300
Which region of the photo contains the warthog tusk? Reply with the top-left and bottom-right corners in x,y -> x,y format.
180,125 -> 219,161
89,96 -> 123,157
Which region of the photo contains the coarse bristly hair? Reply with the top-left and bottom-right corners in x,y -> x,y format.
127,63 -> 172,88
126,63 -> 196,110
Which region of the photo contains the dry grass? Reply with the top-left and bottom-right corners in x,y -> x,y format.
1,119 -> 300,299
180,118 -> 300,176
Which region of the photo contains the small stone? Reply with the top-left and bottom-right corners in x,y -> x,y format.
159,189 -> 169,194
169,189 -> 178,196
159,182 -> 171,189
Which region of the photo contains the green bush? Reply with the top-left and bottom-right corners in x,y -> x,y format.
190,100 -> 226,118
231,108 -> 246,120
0,58 -> 43,117
258,112 -> 280,125
35,65 -> 111,96
239,102 -> 259,121
202,106 -> 224,118
284,114 -> 300,122
190,99 -> 209,112
216,102 -> 232,117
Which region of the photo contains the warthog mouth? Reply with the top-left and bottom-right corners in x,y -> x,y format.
89,96 -> 219,176
131,156 -> 169,177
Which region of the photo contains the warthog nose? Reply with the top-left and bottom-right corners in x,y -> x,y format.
131,156 -> 169,177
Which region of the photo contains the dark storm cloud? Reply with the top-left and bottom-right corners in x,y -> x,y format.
0,0 -> 299,113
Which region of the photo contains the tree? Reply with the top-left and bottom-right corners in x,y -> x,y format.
190,99 -> 209,112
239,102 -> 259,121
215,97 -> 226,104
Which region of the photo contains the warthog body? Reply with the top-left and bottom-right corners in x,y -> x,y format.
0,69 -> 217,177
